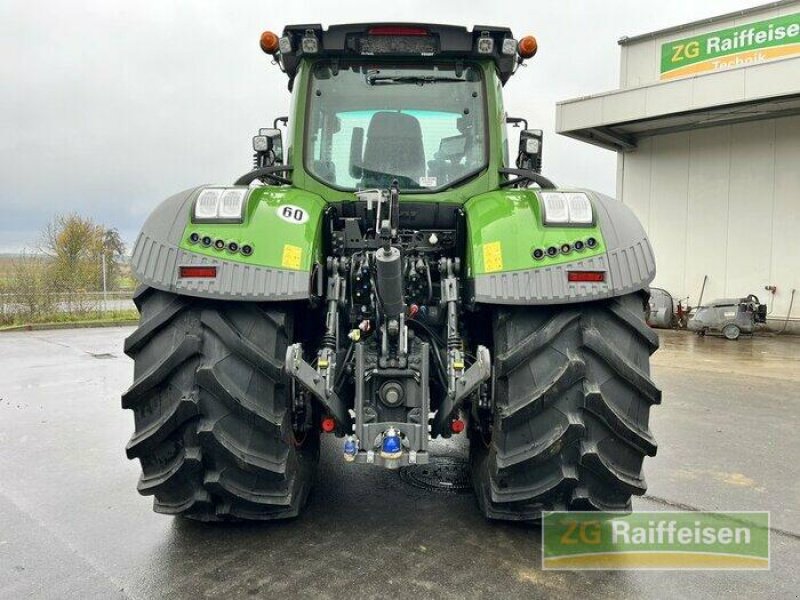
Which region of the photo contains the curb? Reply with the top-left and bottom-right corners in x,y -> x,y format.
0,319 -> 139,333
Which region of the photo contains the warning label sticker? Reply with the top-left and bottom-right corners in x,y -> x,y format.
281,244 -> 303,269
483,241 -> 504,273
419,176 -> 438,188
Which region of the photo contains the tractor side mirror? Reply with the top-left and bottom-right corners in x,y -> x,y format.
253,127 -> 283,166
349,126 -> 364,178
517,129 -> 543,173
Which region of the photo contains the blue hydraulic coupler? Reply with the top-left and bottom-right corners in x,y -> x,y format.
343,436 -> 358,462
380,427 -> 402,459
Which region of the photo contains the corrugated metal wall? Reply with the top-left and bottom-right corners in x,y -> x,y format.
618,114 -> 800,322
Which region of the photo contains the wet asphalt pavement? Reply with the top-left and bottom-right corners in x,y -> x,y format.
1,327 -> 799,599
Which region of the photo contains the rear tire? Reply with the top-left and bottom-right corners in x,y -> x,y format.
470,291 -> 660,521
122,287 -> 319,521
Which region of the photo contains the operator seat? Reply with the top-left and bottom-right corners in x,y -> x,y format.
361,111 -> 426,185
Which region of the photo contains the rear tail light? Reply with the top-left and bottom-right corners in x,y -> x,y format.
368,26 -> 429,36
179,266 -> 217,279
567,271 -> 605,283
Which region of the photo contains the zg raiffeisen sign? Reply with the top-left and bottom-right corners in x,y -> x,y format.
660,11 -> 800,80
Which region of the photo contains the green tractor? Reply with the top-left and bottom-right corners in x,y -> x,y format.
123,23 -> 660,521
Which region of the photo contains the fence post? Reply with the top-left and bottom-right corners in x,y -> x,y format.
102,254 -> 108,314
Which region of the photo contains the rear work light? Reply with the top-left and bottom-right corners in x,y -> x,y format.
301,33 -> 319,54
179,266 -> 218,279
567,271 -> 605,283
368,26 -> 429,36
476,32 -> 494,54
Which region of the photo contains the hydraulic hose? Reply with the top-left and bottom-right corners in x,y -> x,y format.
778,289 -> 796,335
234,165 -> 292,186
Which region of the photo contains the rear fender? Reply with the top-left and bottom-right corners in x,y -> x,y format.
464,188 -> 655,305
130,185 -> 325,301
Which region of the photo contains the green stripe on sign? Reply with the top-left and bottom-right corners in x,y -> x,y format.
542,511 -> 770,570
660,12 -> 800,75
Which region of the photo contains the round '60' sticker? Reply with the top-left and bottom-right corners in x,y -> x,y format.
277,205 -> 309,224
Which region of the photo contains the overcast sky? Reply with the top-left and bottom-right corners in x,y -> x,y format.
0,0 -> 766,252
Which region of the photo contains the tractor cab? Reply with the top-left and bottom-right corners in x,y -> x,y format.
254,24 -> 542,199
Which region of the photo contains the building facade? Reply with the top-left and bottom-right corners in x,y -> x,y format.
556,1 -> 800,329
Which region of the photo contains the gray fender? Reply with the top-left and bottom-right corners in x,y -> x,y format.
129,187 -> 310,301
472,191 -> 656,305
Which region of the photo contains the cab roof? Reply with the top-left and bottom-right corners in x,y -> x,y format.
277,23 -> 518,87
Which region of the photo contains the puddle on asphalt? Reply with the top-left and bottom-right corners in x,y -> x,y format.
652,330 -> 800,381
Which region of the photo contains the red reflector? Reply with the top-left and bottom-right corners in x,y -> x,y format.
567,271 -> 605,283
179,266 -> 217,278
368,26 -> 429,36
321,417 -> 336,433
450,419 -> 465,434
